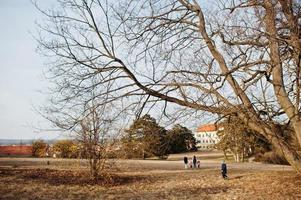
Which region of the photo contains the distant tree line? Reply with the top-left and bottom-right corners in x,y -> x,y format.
32,140 -> 80,158
32,115 -> 196,160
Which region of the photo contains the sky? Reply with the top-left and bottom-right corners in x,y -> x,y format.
0,0 -> 62,139
0,0 -> 215,140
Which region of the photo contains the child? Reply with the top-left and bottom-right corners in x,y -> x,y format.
221,160 -> 228,179
197,160 -> 200,168
189,160 -> 193,168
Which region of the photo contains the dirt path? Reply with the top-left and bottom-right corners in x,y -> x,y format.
0,157 -> 292,172
118,159 -> 292,172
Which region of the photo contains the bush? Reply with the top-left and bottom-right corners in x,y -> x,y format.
121,142 -> 151,159
53,140 -> 79,158
255,151 -> 289,165
32,140 -> 47,157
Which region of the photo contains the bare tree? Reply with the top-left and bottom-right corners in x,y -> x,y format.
35,0 -> 301,173
77,104 -> 116,180
216,116 -> 258,162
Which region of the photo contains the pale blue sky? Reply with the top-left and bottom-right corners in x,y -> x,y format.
0,0 -> 215,139
0,0 -> 61,139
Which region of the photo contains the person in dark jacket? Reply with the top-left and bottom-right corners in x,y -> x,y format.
184,155 -> 188,169
221,160 -> 228,179
193,155 -> 197,168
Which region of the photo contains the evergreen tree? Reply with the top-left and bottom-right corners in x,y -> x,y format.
122,114 -> 168,159
166,124 -> 196,154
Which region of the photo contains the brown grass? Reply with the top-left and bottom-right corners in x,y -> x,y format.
0,157 -> 300,200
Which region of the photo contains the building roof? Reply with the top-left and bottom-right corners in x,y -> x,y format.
196,124 -> 219,132
0,145 -> 32,156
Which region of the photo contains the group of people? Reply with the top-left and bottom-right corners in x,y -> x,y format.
183,155 -> 228,179
183,155 -> 200,169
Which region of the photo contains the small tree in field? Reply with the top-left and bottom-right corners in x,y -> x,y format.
77,106 -> 115,180
216,116 -> 265,162
39,87 -> 119,180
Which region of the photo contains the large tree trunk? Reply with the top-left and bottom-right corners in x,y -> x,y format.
258,127 -> 301,172
293,121 -> 301,148
240,114 -> 301,173
265,126 -> 301,173
270,137 -> 301,174
262,2 -> 301,173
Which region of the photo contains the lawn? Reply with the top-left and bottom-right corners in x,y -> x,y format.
0,156 -> 300,200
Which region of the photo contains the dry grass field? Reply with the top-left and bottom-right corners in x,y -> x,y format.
0,154 -> 300,200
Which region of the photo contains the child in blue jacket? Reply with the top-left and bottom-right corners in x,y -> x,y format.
221,160 -> 228,179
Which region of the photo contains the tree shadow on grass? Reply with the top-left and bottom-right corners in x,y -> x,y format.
191,186 -> 229,194
138,185 -> 229,199
2,167 -> 146,186
229,175 -> 243,180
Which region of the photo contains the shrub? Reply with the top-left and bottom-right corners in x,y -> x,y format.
255,151 -> 289,165
53,140 -> 79,158
32,140 -> 47,157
